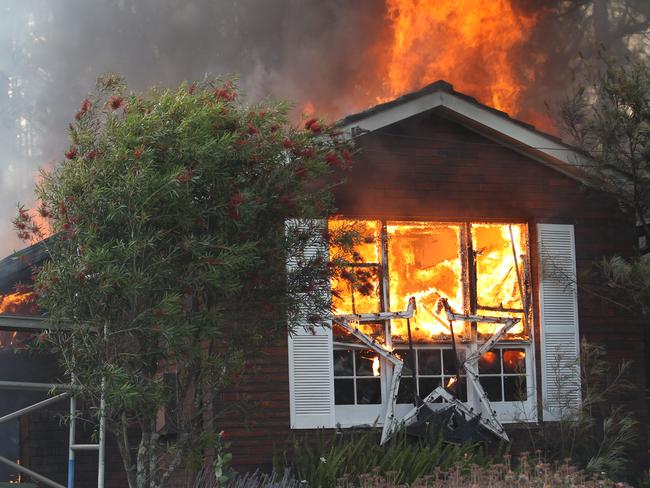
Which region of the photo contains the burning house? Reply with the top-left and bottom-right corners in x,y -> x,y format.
0,80 -> 645,484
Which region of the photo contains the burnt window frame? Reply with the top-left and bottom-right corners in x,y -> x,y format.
331,219 -> 535,417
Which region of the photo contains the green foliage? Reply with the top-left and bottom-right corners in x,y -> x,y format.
530,340 -> 638,481
15,74 -> 353,488
279,430 -> 505,487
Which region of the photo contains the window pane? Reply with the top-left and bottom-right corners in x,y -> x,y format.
418,349 -> 442,375
333,350 -> 353,376
442,349 -> 460,375
479,377 -> 502,402
471,223 -> 528,338
504,376 -> 527,401
329,219 -> 381,263
387,222 -> 464,344
503,349 -> 526,374
356,378 -> 381,404
419,377 -> 441,399
333,322 -> 385,345
331,266 -> 381,315
394,349 -> 414,377
479,350 -> 501,374
334,379 -> 355,405
445,376 -> 467,402
355,350 -> 380,377
396,377 -> 416,404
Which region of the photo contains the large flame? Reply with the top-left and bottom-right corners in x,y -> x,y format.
378,0 -> 541,116
330,219 -> 529,344
0,291 -> 41,348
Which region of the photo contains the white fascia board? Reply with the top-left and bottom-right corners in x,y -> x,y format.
340,90 -> 593,183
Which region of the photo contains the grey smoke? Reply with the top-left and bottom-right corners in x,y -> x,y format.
0,0 -> 647,256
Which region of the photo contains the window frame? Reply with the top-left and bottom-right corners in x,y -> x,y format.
331,219 -> 537,425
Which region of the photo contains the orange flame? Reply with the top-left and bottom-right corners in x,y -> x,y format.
372,356 -> 380,377
446,376 -> 457,388
379,0 -> 541,116
330,220 -> 529,344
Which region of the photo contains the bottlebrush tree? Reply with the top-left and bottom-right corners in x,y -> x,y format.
15,74 -> 359,488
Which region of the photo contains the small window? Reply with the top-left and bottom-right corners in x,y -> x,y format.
333,348 -> 381,405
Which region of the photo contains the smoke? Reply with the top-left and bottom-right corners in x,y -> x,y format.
0,0 -> 647,255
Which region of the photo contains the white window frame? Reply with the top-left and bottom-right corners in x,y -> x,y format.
331,219 -> 538,426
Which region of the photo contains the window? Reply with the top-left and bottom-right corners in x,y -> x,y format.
329,219 -> 535,425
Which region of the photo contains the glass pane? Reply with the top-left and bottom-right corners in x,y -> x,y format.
356,378 -> 381,404
504,376 -> 527,401
442,349 -> 460,375
479,350 -> 501,374
418,349 -> 442,375
333,350 -> 353,376
355,350 -> 380,377
445,376 -> 467,402
394,349 -> 414,377
396,377 -> 416,404
329,219 -> 381,264
331,266 -> 381,315
503,349 -> 526,374
387,222 -> 464,343
479,377 -> 503,402
334,379 -> 355,405
419,377 -> 441,399
333,322 -> 385,345
471,223 -> 528,338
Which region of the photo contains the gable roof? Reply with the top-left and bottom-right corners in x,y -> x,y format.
337,80 -> 596,186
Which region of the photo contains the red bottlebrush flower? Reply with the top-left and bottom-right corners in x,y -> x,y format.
75,98 -> 91,120
229,192 -> 246,206
363,236 -> 375,244
258,111 -> 266,118
18,208 -> 30,221
214,88 -> 236,101
86,149 -> 97,160
62,222 -> 71,230
188,82 -> 196,95
301,148 -> 315,159
228,206 -> 240,220
15,283 -> 31,294
37,205 -> 50,218
15,222 -> 26,230
341,269 -> 355,282
65,146 -> 77,160
280,193 -> 296,209
342,148 -> 352,163
58,201 -> 67,215
108,96 -> 123,110
282,138 -> 293,149
69,215 -> 79,224
325,152 -> 341,167
133,147 -> 143,159
304,118 -> 318,130
293,165 -> 307,178
177,168 -> 193,183
247,124 -> 259,135
309,122 -> 321,133
17,231 -> 30,240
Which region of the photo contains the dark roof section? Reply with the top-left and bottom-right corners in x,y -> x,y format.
337,80 -> 565,145
0,240 -> 50,294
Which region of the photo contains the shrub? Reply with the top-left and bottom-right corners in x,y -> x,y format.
279,429 -> 505,487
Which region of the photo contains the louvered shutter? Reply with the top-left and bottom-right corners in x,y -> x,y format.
538,224 -> 581,421
286,219 -> 335,429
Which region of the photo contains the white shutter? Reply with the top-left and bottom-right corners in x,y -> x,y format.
538,224 -> 581,421
286,219 -> 335,429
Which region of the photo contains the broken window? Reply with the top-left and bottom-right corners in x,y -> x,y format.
329,219 -> 533,415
